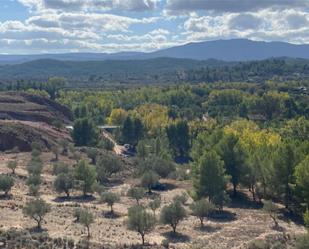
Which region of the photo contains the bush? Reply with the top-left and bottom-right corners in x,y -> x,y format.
127,205 -> 156,245
141,171 -> 159,194
26,161 -> 43,175
7,161 -> 18,174
54,173 -> 74,197
86,148 -> 98,165
23,198 -> 51,230
96,154 -> 123,182
127,187 -> 145,205
98,137 -> 114,151
247,239 -> 269,249
190,198 -> 215,227
100,192 -> 120,214
296,234 -> 309,249
160,200 -> 187,233
26,174 -> 42,186
173,192 -> 189,205
0,174 -> 14,196
138,156 -> 175,178
28,184 -> 40,196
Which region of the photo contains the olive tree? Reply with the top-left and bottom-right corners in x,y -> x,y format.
190,198 -> 215,227
7,161 -> 17,174
127,187 -> 145,205
141,171 -> 159,194
54,173 -> 74,197
101,192 -> 120,214
149,198 -> 161,216
263,200 -> 279,228
23,198 -> 51,230
78,209 -> 94,238
127,205 -> 156,245
74,160 -> 97,196
0,174 -> 14,196
160,201 -> 187,233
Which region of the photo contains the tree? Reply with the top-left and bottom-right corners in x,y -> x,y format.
216,133 -> 243,196
72,118 -> 99,147
295,155 -> 309,206
74,160 -> 97,196
23,198 -> 51,230
86,148 -> 98,165
166,120 -> 190,158
263,200 -> 279,228
193,150 -> 227,201
101,192 -> 120,214
108,108 -> 128,126
173,192 -> 189,205
7,161 -> 17,174
0,174 -> 14,196
127,187 -> 145,205
54,173 -> 74,197
190,199 -> 215,227
141,171 -> 159,194
272,141 -> 297,208
52,162 -> 69,175
127,205 -> 156,245
138,156 -> 175,178
160,201 -> 187,233
51,146 -> 59,161
78,209 -> 94,238
149,198 -> 161,216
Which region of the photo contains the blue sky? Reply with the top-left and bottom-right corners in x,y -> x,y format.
0,0 -> 309,54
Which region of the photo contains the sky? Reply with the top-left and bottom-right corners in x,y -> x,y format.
0,0 -> 309,54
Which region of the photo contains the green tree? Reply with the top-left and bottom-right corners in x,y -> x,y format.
78,209 -> 94,238
127,187 -> 145,205
86,148 -> 98,165
7,161 -> 17,174
216,133 -> 243,196
295,155 -> 309,206
127,205 -> 156,245
101,192 -> 120,214
160,201 -> 187,233
54,173 -> 74,197
23,198 -> 51,230
141,171 -> 159,194
74,160 -> 97,196
149,198 -> 161,216
0,174 -> 14,196
263,200 -> 279,228
72,118 -> 99,146
96,154 -> 123,182
190,199 -> 215,227
193,150 -> 227,201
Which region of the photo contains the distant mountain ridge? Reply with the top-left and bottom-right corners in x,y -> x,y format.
1,39 -> 309,64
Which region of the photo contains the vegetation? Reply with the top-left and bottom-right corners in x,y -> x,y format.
7,161 -> 17,174
190,199 -> 216,227
74,160 -> 97,196
78,209 -> 94,238
127,205 -> 156,245
23,198 -> 51,230
0,174 -> 14,196
127,187 -> 145,205
160,200 -> 187,233
100,192 -> 120,214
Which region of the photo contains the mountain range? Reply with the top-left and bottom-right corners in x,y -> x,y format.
1,39 -> 309,64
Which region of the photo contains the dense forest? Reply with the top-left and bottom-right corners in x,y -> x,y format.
0,57 -> 309,87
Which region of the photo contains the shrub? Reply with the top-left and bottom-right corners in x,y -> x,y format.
23,198 -> 51,230
173,192 -> 189,205
7,161 -> 18,174
51,146 -> 60,161
86,148 -> 98,165
28,184 -> 40,196
138,157 -> 175,178
101,192 -> 120,214
98,137 -> 114,151
127,205 -> 156,245
190,198 -> 215,227
160,200 -> 187,233
141,171 -> 159,194
54,173 -> 74,197
96,154 -> 123,182
127,187 -> 145,205
26,174 -> 42,186
296,234 -> 309,249
26,161 -> 43,175
0,174 -> 14,196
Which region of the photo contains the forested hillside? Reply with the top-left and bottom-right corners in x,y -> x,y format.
0,58 -> 308,88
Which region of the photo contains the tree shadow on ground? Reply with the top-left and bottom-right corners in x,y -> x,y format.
228,190 -> 263,209
28,227 -> 48,234
53,195 -> 96,203
194,224 -> 222,233
103,211 -> 121,219
151,182 -> 177,192
280,209 -> 304,225
0,194 -> 12,200
161,231 -> 190,243
208,210 -> 237,223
